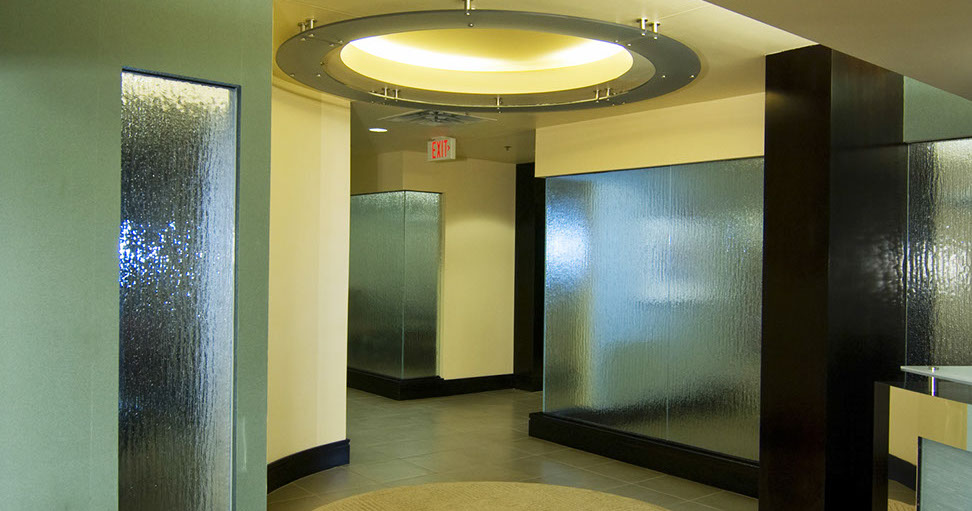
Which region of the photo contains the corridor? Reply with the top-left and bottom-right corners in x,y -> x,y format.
268,389 -> 757,511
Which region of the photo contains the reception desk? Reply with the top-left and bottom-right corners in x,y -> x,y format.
875,367 -> 972,510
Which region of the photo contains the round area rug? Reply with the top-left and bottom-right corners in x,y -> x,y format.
317,482 -> 670,511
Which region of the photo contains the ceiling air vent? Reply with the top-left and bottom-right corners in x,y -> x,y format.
378,110 -> 495,127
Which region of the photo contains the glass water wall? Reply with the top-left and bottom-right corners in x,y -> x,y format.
544,158 -> 763,461
349,191 -> 441,379
119,72 -> 237,510
907,138 -> 972,365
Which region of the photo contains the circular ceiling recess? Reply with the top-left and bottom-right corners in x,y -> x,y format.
275,10 -> 701,112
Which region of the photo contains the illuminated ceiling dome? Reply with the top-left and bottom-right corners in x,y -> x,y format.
276,9 -> 700,112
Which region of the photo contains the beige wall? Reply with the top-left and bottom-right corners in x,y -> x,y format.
889,386 -> 968,466
535,93 -> 765,176
352,151 -> 517,379
268,83 -> 350,463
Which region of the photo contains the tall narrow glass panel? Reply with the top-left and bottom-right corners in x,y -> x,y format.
403,192 -> 441,379
348,192 -> 407,377
907,138 -> 972,366
544,158 -> 763,461
119,71 -> 237,510
666,159 -> 762,460
348,191 -> 441,379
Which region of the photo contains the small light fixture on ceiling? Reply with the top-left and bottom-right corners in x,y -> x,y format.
369,127 -> 389,133
276,8 -> 699,112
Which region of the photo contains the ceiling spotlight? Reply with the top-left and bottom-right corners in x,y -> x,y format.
369,127 -> 389,133
276,10 -> 699,112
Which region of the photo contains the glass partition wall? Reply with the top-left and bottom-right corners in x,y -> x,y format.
119,71 -> 237,510
348,191 -> 441,380
543,158 -> 764,461
907,138 -> 972,366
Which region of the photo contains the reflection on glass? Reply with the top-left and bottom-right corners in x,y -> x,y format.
348,191 -> 441,379
119,72 -> 237,510
908,139 -> 972,366
544,158 -> 763,461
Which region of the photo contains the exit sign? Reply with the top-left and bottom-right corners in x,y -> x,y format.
428,137 -> 456,162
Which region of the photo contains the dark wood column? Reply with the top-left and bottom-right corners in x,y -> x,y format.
761,45 -> 908,510
513,163 -> 545,391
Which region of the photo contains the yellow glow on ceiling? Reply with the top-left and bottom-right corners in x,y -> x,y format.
340,29 -> 635,95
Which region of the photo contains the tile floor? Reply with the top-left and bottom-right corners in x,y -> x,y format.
268,388 -> 758,511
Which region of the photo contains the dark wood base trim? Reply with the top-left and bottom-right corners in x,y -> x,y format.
529,412 -> 759,497
514,373 -> 543,392
267,439 -> 350,493
888,454 -> 916,491
347,368 -> 442,400
347,368 -> 514,400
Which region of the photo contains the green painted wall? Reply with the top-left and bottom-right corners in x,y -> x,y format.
905,78 -> 972,143
0,1 -> 271,509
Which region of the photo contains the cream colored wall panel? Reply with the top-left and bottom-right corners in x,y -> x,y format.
400,152 -> 517,380
535,93 -> 764,176
268,85 -> 350,463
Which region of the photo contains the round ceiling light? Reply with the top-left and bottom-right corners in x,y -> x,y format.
276,10 -> 701,112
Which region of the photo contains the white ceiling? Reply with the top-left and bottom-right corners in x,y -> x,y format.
706,0 -> 972,101
273,0 -> 813,163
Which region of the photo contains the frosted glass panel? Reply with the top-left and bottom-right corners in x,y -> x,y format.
403,192 -> 441,379
907,139 -> 972,366
349,192 -> 407,377
666,160 -> 762,459
544,158 -> 763,461
349,191 -> 440,379
919,438 -> 972,510
119,72 -> 237,510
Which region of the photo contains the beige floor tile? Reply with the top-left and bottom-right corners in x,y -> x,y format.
489,454 -> 577,478
583,460 -> 667,483
347,459 -> 434,483
267,483 -> 314,503
542,447 -> 613,468
318,483 -> 387,504
692,490 -> 758,511
508,437 -> 569,455
401,450 -> 482,472
523,468 -> 628,491
294,466 -> 378,495
667,501 -> 721,510
603,484 -> 688,507
638,475 -> 723,500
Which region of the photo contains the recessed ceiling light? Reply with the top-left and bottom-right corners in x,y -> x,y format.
369,127 -> 388,133
276,9 -> 699,112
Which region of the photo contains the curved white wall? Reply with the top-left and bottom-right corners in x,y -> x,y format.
268,83 -> 350,463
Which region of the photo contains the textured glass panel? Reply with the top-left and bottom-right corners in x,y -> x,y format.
348,191 -> 441,379
544,168 -> 672,440
544,158 -> 763,461
666,160 -> 762,460
119,72 -> 236,510
919,438 -> 972,510
907,139 -> 972,366
349,192 -> 406,378
403,192 -> 441,379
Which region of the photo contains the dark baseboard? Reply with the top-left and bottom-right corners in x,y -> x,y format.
268,439 -> 350,493
441,373 -> 515,396
888,454 -> 916,490
514,373 -> 543,392
529,412 -> 759,497
348,367 -> 514,400
347,368 -> 442,400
